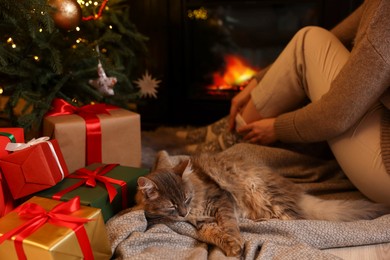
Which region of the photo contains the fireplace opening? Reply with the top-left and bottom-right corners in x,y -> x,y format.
206,54 -> 258,98
184,1 -> 320,101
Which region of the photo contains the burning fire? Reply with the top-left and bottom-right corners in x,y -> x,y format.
208,54 -> 258,92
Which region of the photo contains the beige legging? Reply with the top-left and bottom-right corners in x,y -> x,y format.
249,26 -> 390,205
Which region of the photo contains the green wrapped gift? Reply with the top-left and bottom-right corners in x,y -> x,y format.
37,163 -> 149,222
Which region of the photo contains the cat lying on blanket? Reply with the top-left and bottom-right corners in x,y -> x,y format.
134,152 -> 389,257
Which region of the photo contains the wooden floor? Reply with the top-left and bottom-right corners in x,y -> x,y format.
324,242 -> 390,259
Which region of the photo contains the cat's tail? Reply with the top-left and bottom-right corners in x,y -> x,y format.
299,194 -> 389,221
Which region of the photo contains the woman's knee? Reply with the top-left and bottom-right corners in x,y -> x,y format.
293,25 -> 348,100
292,26 -> 339,51
295,26 -> 331,39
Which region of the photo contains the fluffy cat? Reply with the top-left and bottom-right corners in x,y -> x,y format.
135,152 -> 388,257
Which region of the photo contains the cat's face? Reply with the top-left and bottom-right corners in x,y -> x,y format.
136,168 -> 193,222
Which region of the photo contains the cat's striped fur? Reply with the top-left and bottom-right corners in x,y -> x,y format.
135,152 -> 388,257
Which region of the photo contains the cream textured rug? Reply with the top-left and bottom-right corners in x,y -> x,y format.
108,143 -> 390,260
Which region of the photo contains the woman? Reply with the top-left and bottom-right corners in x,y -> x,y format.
178,0 -> 390,204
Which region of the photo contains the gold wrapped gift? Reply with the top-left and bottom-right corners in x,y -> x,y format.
0,196 -> 111,260
43,107 -> 141,173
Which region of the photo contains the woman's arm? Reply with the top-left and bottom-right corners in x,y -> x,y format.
331,3 -> 364,50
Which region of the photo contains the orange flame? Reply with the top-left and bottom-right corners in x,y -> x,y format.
208,54 -> 258,91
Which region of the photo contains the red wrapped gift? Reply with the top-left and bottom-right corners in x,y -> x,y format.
0,128 -> 24,216
0,137 -> 69,199
0,172 -> 14,217
0,128 -> 24,158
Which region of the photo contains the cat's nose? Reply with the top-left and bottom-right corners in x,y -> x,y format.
178,207 -> 188,217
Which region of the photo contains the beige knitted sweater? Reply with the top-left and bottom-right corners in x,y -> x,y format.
271,0 -> 390,172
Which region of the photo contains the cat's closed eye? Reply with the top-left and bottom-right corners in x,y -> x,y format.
168,203 -> 177,211
166,202 -> 181,214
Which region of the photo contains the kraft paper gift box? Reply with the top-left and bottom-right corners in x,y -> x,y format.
43,99 -> 141,173
0,196 -> 111,260
37,163 -> 149,222
0,128 -> 24,216
0,138 -> 69,199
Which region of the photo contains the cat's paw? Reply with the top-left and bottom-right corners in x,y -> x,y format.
221,234 -> 244,257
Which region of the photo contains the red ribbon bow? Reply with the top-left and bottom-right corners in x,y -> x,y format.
0,197 -> 94,260
45,98 -> 117,165
53,164 -> 128,209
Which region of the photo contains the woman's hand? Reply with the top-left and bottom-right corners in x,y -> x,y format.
236,118 -> 277,145
229,78 -> 258,131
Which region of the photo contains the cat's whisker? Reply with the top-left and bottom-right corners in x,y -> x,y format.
185,207 -> 191,218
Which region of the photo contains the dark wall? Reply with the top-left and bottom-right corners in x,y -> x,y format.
321,0 -> 363,28
129,0 -> 363,129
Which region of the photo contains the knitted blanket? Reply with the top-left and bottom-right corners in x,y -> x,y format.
106,143 -> 390,259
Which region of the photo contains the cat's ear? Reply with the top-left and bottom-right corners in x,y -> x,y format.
173,159 -> 193,178
137,177 -> 159,200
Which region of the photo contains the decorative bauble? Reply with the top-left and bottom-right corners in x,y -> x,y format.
48,0 -> 82,30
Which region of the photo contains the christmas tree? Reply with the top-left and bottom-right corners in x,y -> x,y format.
0,0 -> 148,130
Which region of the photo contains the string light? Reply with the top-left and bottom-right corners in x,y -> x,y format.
78,0 -> 109,21
33,56 -> 40,61
0,87 -> 3,95
75,38 -> 88,44
7,38 -> 16,48
73,37 -> 88,49
188,7 -> 208,20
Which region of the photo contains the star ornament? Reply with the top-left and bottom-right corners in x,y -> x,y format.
89,60 -> 117,96
134,71 -> 161,98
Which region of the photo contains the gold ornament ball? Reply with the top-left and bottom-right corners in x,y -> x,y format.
48,0 -> 82,30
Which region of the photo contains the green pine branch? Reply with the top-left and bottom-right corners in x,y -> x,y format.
0,0 -> 148,130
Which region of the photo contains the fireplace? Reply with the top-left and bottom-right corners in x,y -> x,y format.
184,1 -> 320,101
130,0 -> 363,128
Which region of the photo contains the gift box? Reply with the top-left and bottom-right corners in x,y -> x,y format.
0,196 -> 111,260
0,128 -> 25,216
0,128 -> 24,158
0,138 -> 69,199
43,99 -> 141,173
0,172 -> 14,217
37,163 -> 149,222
